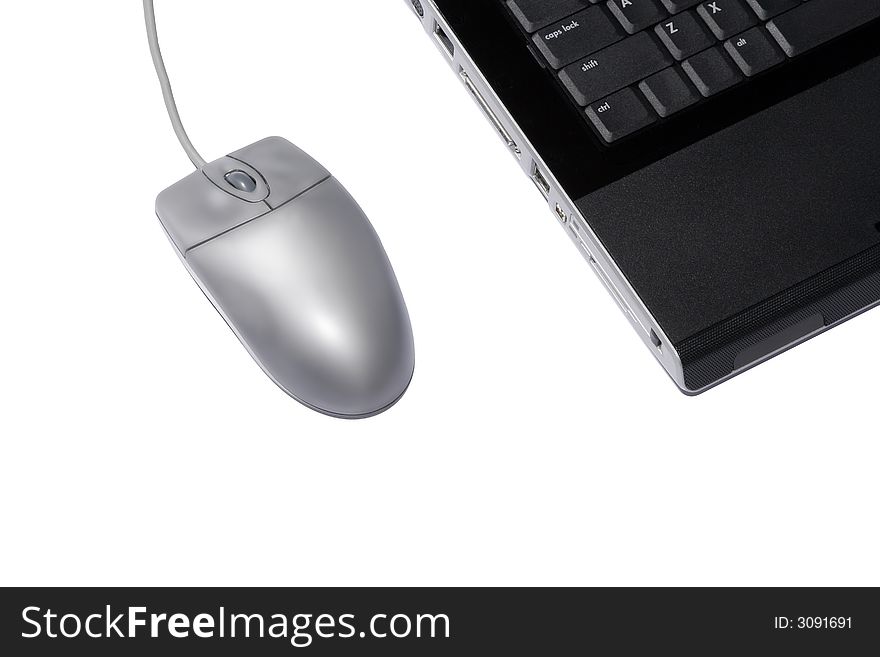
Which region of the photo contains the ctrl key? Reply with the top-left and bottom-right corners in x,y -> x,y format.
586,87 -> 657,143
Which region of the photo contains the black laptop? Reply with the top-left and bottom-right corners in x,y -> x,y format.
408,0 -> 880,393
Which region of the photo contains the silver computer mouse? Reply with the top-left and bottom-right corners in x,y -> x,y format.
155,137 -> 415,419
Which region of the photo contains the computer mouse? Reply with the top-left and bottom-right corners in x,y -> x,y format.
155,137 -> 415,419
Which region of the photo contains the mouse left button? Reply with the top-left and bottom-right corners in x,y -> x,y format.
155,170 -> 269,253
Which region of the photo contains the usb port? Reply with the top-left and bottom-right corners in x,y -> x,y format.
434,21 -> 454,59
531,164 -> 550,199
460,69 -> 522,159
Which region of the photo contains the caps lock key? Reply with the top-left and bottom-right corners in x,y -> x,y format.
533,7 -> 624,69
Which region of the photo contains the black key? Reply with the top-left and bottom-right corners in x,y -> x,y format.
607,0 -> 667,35
533,7 -> 624,69
697,0 -> 758,40
559,32 -> 672,106
682,46 -> 743,96
724,27 -> 784,76
507,0 -> 593,32
745,0 -> 799,21
660,0 -> 702,12
766,0 -> 880,58
655,10 -> 715,60
639,66 -> 701,116
586,87 -> 657,142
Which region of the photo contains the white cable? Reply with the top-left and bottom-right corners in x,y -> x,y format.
143,0 -> 207,168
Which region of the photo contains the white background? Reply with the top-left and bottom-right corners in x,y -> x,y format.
1,1 -> 878,587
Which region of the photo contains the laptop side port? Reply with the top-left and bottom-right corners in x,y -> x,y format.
554,203 -> 568,224
531,163 -> 550,199
434,21 -> 455,59
459,69 -> 522,159
650,329 -> 663,352
570,216 -> 650,336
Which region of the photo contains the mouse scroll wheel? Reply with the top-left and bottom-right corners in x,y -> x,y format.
225,170 -> 258,193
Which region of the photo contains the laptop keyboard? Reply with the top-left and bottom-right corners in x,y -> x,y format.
505,0 -> 880,143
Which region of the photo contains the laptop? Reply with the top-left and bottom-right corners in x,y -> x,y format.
407,0 -> 880,394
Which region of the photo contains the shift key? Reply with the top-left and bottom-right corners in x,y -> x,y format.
559,33 -> 672,106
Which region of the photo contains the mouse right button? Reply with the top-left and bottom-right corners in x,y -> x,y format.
229,137 -> 330,209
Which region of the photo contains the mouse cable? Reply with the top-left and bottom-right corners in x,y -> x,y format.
143,0 -> 207,169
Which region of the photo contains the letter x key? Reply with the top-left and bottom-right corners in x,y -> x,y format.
698,0 -> 757,40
